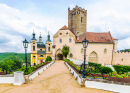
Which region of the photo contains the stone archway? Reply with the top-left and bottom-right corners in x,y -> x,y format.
89,51 -> 98,63
55,48 -> 63,60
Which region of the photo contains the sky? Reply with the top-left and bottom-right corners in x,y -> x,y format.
0,0 -> 130,53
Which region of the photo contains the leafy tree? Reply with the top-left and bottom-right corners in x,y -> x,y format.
62,45 -> 69,58
45,56 -> 52,62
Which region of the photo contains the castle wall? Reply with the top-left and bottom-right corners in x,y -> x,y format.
113,52 -> 130,65
74,43 -> 113,65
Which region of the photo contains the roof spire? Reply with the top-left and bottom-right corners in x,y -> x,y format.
39,32 -> 42,38
33,28 -> 34,33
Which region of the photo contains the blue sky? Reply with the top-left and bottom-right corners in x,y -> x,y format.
0,0 -> 130,53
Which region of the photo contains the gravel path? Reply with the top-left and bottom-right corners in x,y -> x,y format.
0,60 -> 114,93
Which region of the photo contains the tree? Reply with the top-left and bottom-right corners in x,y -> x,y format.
62,45 -> 69,59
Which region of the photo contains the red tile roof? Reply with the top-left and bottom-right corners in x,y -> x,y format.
60,25 -> 68,30
75,32 -> 114,43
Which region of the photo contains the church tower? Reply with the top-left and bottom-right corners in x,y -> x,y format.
31,30 -> 38,65
68,5 -> 87,37
45,32 -> 52,57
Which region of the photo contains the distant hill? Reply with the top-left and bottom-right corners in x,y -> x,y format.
0,53 -> 31,63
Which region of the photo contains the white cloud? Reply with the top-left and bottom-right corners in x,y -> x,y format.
0,3 -> 66,53
83,0 -> 130,50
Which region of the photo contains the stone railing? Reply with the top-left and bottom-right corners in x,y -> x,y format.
0,60 -> 55,85
65,62 -> 84,86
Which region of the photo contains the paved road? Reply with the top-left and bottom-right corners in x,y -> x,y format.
0,60 -> 114,93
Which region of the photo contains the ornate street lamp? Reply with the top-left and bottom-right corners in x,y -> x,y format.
23,39 -> 29,75
82,37 -> 88,78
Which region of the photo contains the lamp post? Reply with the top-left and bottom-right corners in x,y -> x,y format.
82,37 -> 88,78
23,39 -> 29,75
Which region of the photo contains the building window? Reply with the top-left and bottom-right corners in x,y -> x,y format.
60,39 -> 62,43
48,44 -> 50,46
40,55 -> 43,57
121,58 -> 123,61
66,32 -> 68,35
33,56 -> 36,59
77,32 -> 79,34
81,17 -> 83,23
104,48 -> 107,54
48,47 -> 50,51
33,43 -> 35,45
69,53 -> 73,58
69,38 -> 72,43
60,33 -> 62,35
40,49 -> 42,51
33,46 -> 35,51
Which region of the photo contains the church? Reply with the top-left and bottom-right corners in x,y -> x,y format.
52,5 -> 118,65
30,31 -> 52,65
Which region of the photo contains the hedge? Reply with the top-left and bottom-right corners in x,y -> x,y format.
113,65 -> 130,74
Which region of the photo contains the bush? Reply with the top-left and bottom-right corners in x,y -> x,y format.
88,62 -> 101,67
45,56 -> 52,62
64,59 -> 70,62
99,66 -> 113,74
113,65 -> 130,74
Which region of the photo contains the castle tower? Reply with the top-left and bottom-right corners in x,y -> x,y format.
45,32 -> 52,57
68,5 -> 87,37
31,30 -> 38,65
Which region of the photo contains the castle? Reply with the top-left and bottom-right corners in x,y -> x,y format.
30,6 -> 130,66
30,31 -> 52,65
52,5 -> 130,65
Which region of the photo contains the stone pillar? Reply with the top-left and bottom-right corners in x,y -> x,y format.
14,71 -> 25,85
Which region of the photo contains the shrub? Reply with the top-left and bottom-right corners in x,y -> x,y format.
45,56 -> 52,62
88,62 -> 101,67
64,59 -> 70,62
113,65 -> 130,74
99,66 -> 113,74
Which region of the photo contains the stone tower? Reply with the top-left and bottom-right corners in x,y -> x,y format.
68,5 -> 87,37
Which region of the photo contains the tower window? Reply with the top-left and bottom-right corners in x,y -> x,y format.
81,17 -> 83,23
48,47 -> 50,51
40,49 -> 42,51
33,46 -> 35,51
33,43 -> 35,45
69,38 -> 72,43
60,39 -> 62,43
48,44 -> 50,46
60,33 -> 62,35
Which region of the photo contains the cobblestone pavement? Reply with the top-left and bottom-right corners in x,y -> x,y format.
0,60 -> 114,93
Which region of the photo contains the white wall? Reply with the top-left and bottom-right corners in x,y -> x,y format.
0,77 -> 14,84
85,81 -> 130,93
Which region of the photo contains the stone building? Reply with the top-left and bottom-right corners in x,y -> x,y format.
52,5 -> 121,65
30,31 -> 52,65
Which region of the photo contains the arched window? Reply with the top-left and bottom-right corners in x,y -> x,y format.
89,51 -> 98,63
33,56 -> 36,59
60,39 -> 62,43
104,48 -> 107,54
48,47 -> 50,51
